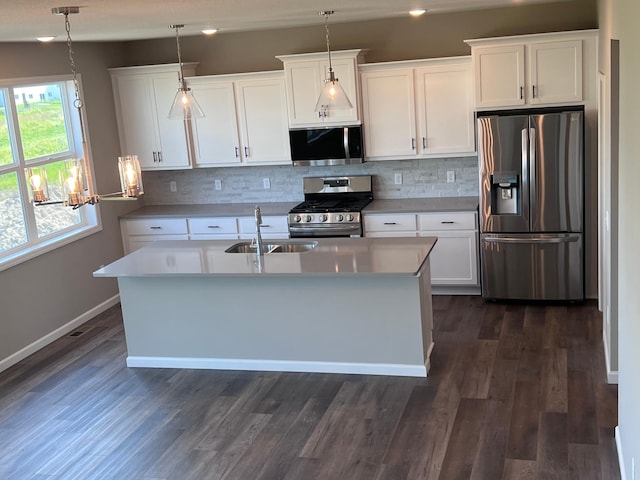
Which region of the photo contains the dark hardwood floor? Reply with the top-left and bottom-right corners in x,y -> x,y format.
0,296 -> 619,479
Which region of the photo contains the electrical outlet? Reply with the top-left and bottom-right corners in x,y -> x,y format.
263,178 -> 271,189
447,171 -> 455,183
214,179 -> 222,191
169,181 -> 177,192
394,173 -> 402,185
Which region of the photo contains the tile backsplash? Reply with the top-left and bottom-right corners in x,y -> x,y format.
141,156 -> 479,205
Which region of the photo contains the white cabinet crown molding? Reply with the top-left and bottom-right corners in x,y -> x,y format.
463,29 -> 599,47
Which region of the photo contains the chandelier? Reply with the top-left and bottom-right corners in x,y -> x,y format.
27,6 -> 143,209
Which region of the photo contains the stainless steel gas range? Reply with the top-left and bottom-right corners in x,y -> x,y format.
288,175 -> 373,238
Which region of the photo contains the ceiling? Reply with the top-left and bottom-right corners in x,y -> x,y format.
2,0 -> 573,43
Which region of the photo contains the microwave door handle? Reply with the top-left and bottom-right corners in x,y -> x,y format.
343,127 -> 350,161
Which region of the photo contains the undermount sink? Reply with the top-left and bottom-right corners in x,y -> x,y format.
225,241 -> 318,254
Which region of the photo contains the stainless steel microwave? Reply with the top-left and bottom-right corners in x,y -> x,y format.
289,126 -> 364,166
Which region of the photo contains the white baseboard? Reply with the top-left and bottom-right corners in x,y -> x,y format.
0,294 -> 120,374
603,324 -> 620,384
431,285 -> 481,295
126,356 -> 429,377
616,426 -> 626,480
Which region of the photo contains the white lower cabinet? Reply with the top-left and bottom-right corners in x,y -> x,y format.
121,214 -> 290,254
120,218 -> 190,254
364,211 -> 479,292
238,215 -> 289,240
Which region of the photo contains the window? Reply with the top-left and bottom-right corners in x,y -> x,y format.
0,77 -> 99,271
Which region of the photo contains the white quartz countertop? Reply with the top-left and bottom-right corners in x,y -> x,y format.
363,196 -> 479,214
93,237 -> 437,278
119,202 -> 298,219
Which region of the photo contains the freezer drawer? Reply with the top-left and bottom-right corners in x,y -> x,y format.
481,233 -> 583,301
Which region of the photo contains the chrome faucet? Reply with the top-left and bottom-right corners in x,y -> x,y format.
254,205 -> 264,258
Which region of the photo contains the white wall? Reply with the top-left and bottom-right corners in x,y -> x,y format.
608,0 -> 640,477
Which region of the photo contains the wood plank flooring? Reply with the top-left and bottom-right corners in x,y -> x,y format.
0,296 -> 619,479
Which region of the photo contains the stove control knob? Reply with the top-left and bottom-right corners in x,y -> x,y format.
318,214 -> 327,222
346,214 -> 355,222
294,215 -> 302,223
304,215 -> 313,222
336,214 -> 344,222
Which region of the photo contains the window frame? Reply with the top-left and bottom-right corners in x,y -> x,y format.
0,73 -> 101,272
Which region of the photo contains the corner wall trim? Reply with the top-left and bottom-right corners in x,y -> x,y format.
603,326 -> 619,384
0,294 -> 120,374
616,426 -> 626,480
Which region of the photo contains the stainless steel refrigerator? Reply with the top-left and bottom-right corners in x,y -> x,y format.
477,108 -> 584,301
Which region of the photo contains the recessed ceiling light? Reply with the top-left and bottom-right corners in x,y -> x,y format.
409,9 -> 426,16
37,36 -> 56,42
202,28 -> 218,35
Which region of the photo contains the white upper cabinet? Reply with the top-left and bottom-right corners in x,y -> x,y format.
415,62 -> 475,155
110,63 -> 197,170
188,71 -> 291,167
277,50 -> 366,127
360,57 -> 475,160
466,31 -> 596,110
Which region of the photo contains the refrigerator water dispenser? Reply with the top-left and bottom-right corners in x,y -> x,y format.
491,172 -> 519,215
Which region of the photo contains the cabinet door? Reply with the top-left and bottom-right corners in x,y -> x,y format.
473,44 -> 525,108
113,74 -> 159,169
235,78 -> 291,165
528,40 -> 582,104
318,58 -> 360,125
189,81 -> 241,166
360,68 -> 417,158
416,63 -> 475,155
420,230 -> 478,285
151,74 -> 191,169
283,61 -> 322,127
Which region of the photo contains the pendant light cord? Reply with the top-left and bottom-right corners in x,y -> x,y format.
173,25 -> 187,90
323,12 -> 334,74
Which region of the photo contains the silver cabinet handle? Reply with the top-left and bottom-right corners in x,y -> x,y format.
441,221 -> 455,224
261,224 -> 271,228
158,151 -> 163,163
153,151 -> 158,163
149,226 -> 162,230
207,225 -> 220,229
383,222 -> 397,225
411,138 -> 416,150
520,86 -> 524,100
532,85 -> 536,98
234,147 -> 239,158
244,146 -> 249,157
422,137 -> 427,149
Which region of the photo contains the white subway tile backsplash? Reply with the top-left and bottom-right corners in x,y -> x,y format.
141,157 -> 479,205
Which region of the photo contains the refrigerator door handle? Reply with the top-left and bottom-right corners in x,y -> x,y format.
484,235 -> 580,244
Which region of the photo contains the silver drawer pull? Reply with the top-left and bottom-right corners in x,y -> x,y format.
383,222 -> 397,225
441,221 -> 455,224
261,224 -> 271,228
207,225 -> 220,229
149,226 -> 162,230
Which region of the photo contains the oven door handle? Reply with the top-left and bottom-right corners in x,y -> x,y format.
288,224 -> 361,234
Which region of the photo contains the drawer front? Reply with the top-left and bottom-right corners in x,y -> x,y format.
364,214 -> 417,232
124,218 -> 188,235
238,215 -> 289,235
188,217 -> 238,235
418,212 -> 476,231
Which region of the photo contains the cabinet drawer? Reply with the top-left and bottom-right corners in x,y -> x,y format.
364,214 -> 417,232
418,212 -> 476,231
238,215 -> 289,235
124,218 -> 188,235
188,217 -> 238,235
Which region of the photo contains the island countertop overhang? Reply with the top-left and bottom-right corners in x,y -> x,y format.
93,237 -> 437,278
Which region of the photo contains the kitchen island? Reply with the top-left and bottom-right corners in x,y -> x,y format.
93,237 -> 437,377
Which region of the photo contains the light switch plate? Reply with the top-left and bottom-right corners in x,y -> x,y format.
214,179 -> 222,191
263,178 -> 271,189
169,181 -> 177,192
447,171 -> 455,183
394,173 -> 402,185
